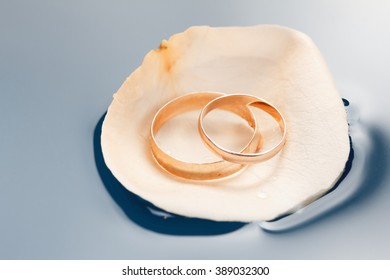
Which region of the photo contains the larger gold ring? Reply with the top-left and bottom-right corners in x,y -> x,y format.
198,94 -> 287,164
149,92 -> 262,180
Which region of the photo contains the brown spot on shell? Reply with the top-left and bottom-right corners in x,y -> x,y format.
156,40 -> 175,72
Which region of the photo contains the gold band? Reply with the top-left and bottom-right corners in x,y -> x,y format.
198,94 -> 286,164
149,92 -> 262,180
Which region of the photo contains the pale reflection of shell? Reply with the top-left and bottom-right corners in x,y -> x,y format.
101,25 -> 350,222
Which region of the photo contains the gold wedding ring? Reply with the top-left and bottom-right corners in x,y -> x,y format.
198,94 -> 286,164
149,92 -> 263,180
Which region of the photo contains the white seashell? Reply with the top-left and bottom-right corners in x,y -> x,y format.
101,25 -> 350,222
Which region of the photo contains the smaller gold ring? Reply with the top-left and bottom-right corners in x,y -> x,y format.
198,94 -> 287,164
150,92 -> 263,180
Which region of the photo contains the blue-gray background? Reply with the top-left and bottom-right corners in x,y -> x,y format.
1,0 -> 389,259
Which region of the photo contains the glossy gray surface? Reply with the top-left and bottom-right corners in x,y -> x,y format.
1,1 -> 389,259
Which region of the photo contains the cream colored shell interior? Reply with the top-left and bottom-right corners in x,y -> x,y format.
101,25 -> 350,222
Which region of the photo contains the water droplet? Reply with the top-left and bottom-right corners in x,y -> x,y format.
147,207 -> 174,219
342,98 -> 350,106
257,192 -> 268,199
